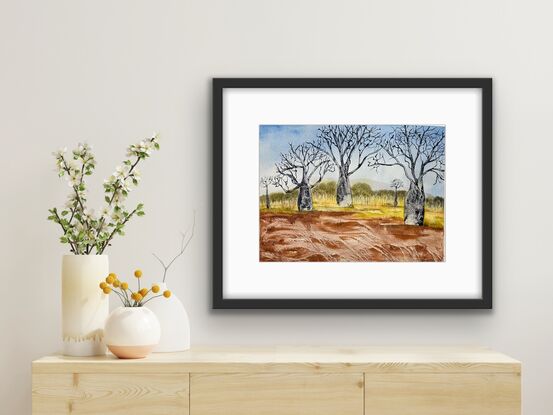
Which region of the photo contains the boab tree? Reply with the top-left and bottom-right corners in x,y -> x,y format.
390,179 -> 403,207
274,143 -> 333,211
377,125 -> 444,225
260,176 -> 275,209
310,125 -> 381,207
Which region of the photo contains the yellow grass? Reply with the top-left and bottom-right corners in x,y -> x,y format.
261,198 -> 444,229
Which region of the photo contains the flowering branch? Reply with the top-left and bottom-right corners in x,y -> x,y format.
48,134 -> 160,255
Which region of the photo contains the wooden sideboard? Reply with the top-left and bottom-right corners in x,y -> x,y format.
32,346 -> 521,415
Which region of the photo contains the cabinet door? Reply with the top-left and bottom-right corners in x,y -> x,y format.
32,373 -> 189,415
365,373 -> 521,415
190,373 -> 363,415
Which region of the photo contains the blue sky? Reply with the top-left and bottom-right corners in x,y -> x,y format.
259,124 -> 445,196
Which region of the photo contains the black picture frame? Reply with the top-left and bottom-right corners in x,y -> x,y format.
213,78 -> 492,309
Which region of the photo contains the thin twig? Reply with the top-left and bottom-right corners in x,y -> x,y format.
98,207 -> 138,254
141,294 -> 164,306
152,212 -> 195,283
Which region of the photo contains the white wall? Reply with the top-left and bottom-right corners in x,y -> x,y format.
0,0 -> 551,413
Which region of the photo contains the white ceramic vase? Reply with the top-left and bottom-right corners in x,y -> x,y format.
62,255 -> 109,356
146,282 -> 190,352
104,307 -> 161,359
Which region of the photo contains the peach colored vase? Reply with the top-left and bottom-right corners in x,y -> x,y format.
104,307 -> 161,359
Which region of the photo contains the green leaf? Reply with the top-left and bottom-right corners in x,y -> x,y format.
61,210 -> 69,216
105,196 -> 110,203
136,211 -> 145,217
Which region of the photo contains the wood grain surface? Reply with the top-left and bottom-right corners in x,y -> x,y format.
32,373 -> 189,415
190,372 -> 363,415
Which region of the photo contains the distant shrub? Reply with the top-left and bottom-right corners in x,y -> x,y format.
312,181 -> 337,200
426,196 -> 444,209
352,182 -> 372,197
260,182 -> 443,211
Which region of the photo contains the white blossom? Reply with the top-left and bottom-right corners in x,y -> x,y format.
52,147 -> 67,158
111,210 -> 123,222
98,221 -> 108,232
74,221 -> 86,233
66,168 -> 82,187
104,175 -> 117,186
114,165 -> 127,181
82,208 -> 95,221
121,177 -> 134,193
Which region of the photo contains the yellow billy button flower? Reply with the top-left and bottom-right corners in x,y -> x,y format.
151,284 -> 160,294
99,282 -> 107,289
135,293 -> 143,302
139,288 -> 148,297
121,282 -> 129,290
113,279 -> 121,288
102,286 -> 112,294
105,274 -> 115,284
131,292 -> 139,301
163,290 -> 172,298
134,269 -> 142,278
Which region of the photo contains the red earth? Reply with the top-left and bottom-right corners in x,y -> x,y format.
260,211 -> 444,262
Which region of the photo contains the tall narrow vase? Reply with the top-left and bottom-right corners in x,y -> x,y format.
146,282 -> 190,352
62,255 -> 109,356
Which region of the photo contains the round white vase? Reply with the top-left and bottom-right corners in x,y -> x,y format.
104,307 -> 161,359
146,282 -> 190,352
62,255 -> 109,356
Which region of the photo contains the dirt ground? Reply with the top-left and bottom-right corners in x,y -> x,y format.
260,211 -> 444,262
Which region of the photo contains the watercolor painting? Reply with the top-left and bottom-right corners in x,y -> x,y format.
259,124 -> 445,262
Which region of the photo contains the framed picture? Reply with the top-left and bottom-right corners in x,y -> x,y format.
213,78 -> 492,309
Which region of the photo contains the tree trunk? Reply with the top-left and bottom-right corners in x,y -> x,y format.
264,187 -> 270,209
336,171 -> 353,207
297,183 -> 313,211
393,189 -> 398,207
404,182 -> 425,225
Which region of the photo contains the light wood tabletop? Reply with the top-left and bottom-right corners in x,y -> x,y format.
33,345 -> 520,374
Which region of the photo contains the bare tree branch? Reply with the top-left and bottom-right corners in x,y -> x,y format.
309,125 -> 382,177
152,211 -> 195,283
274,143 -> 332,191
376,125 -> 445,187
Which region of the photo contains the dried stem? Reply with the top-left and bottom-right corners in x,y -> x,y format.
152,212 -> 195,283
